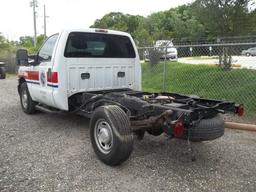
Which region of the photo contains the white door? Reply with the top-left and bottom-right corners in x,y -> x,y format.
30,34 -> 59,107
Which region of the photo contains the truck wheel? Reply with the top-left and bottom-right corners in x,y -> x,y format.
90,105 -> 134,166
184,115 -> 224,142
19,83 -> 37,114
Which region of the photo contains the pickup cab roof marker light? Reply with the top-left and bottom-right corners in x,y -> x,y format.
95,29 -> 108,33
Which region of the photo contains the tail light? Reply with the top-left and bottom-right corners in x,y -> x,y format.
172,120 -> 184,138
235,104 -> 244,116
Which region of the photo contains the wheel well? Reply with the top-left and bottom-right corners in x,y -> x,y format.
18,78 -> 26,95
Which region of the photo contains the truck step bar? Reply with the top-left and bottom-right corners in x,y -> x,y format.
35,105 -> 61,114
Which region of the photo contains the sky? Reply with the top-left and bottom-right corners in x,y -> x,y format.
0,0 -> 193,41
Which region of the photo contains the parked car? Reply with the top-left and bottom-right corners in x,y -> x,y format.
144,40 -> 178,62
241,47 -> 256,56
156,40 -> 178,61
0,62 -> 6,79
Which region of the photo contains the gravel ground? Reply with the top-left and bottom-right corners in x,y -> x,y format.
1,77 -> 256,192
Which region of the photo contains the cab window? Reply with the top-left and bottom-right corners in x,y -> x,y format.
38,34 -> 58,62
64,32 -> 136,58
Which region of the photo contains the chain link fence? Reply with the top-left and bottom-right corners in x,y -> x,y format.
1,41 -> 255,122
138,42 -> 256,122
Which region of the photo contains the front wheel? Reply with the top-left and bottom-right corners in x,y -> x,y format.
90,105 -> 134,166
19,82 -> 37,114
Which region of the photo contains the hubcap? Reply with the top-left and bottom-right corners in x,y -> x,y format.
21,89 -> 28,109
94,119 -> 113,154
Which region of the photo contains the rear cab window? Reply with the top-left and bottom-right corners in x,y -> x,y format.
64,32 -> 136,58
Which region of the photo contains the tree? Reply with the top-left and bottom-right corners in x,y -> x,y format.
19,34 -> 45,53
92,12 -> 144,36
143,5 -> 206,42
91,12 -> 147,44
191,0 -> 255,37
0,33 -> 14,58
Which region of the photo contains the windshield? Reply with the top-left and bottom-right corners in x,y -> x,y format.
64,32 -> 136,58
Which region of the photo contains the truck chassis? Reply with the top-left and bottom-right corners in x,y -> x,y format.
62,89 -> 243,165
19,81 -> 243,166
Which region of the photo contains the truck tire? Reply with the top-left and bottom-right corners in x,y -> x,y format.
90,105 -> 134,166
19,82 -> 37,114
0,67 -> 6,79
184,115 -> 224,142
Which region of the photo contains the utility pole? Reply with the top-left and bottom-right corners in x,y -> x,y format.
43,4 -> 46,40
30,0 -> 38,47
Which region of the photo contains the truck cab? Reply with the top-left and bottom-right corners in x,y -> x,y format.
17,29 -> 141,111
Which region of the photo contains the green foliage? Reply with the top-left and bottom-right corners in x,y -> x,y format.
0,33 -> 16,58
0,33 -> 45,60
18,34 -> 45,54
91,7 -> 207,45
144,5 -> 206,41
91,1 -> 256,45
191,0 -> 255,37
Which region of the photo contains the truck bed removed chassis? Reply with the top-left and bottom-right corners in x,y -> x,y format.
71,89 -> 242,138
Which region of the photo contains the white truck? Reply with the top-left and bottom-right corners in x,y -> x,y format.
16,29 -> 244,166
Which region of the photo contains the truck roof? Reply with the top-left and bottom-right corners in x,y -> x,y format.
62,28 -> 131,37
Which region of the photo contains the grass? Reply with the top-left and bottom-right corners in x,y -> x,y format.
142,62 -> 256,115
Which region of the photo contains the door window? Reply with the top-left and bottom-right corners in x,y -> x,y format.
38,34 -> 58,63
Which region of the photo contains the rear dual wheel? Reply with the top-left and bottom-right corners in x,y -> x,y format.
90,105 -> 134,166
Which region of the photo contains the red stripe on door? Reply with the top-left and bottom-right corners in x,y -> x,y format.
47,72 -> 58,83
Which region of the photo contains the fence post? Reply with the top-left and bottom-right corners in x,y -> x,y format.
163,45 -> 167,92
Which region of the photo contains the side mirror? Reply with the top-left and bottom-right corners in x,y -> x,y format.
16,49 -> 28,66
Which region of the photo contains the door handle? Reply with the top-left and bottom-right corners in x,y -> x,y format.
117,72 -> 125,78
81,73 -> 90,79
